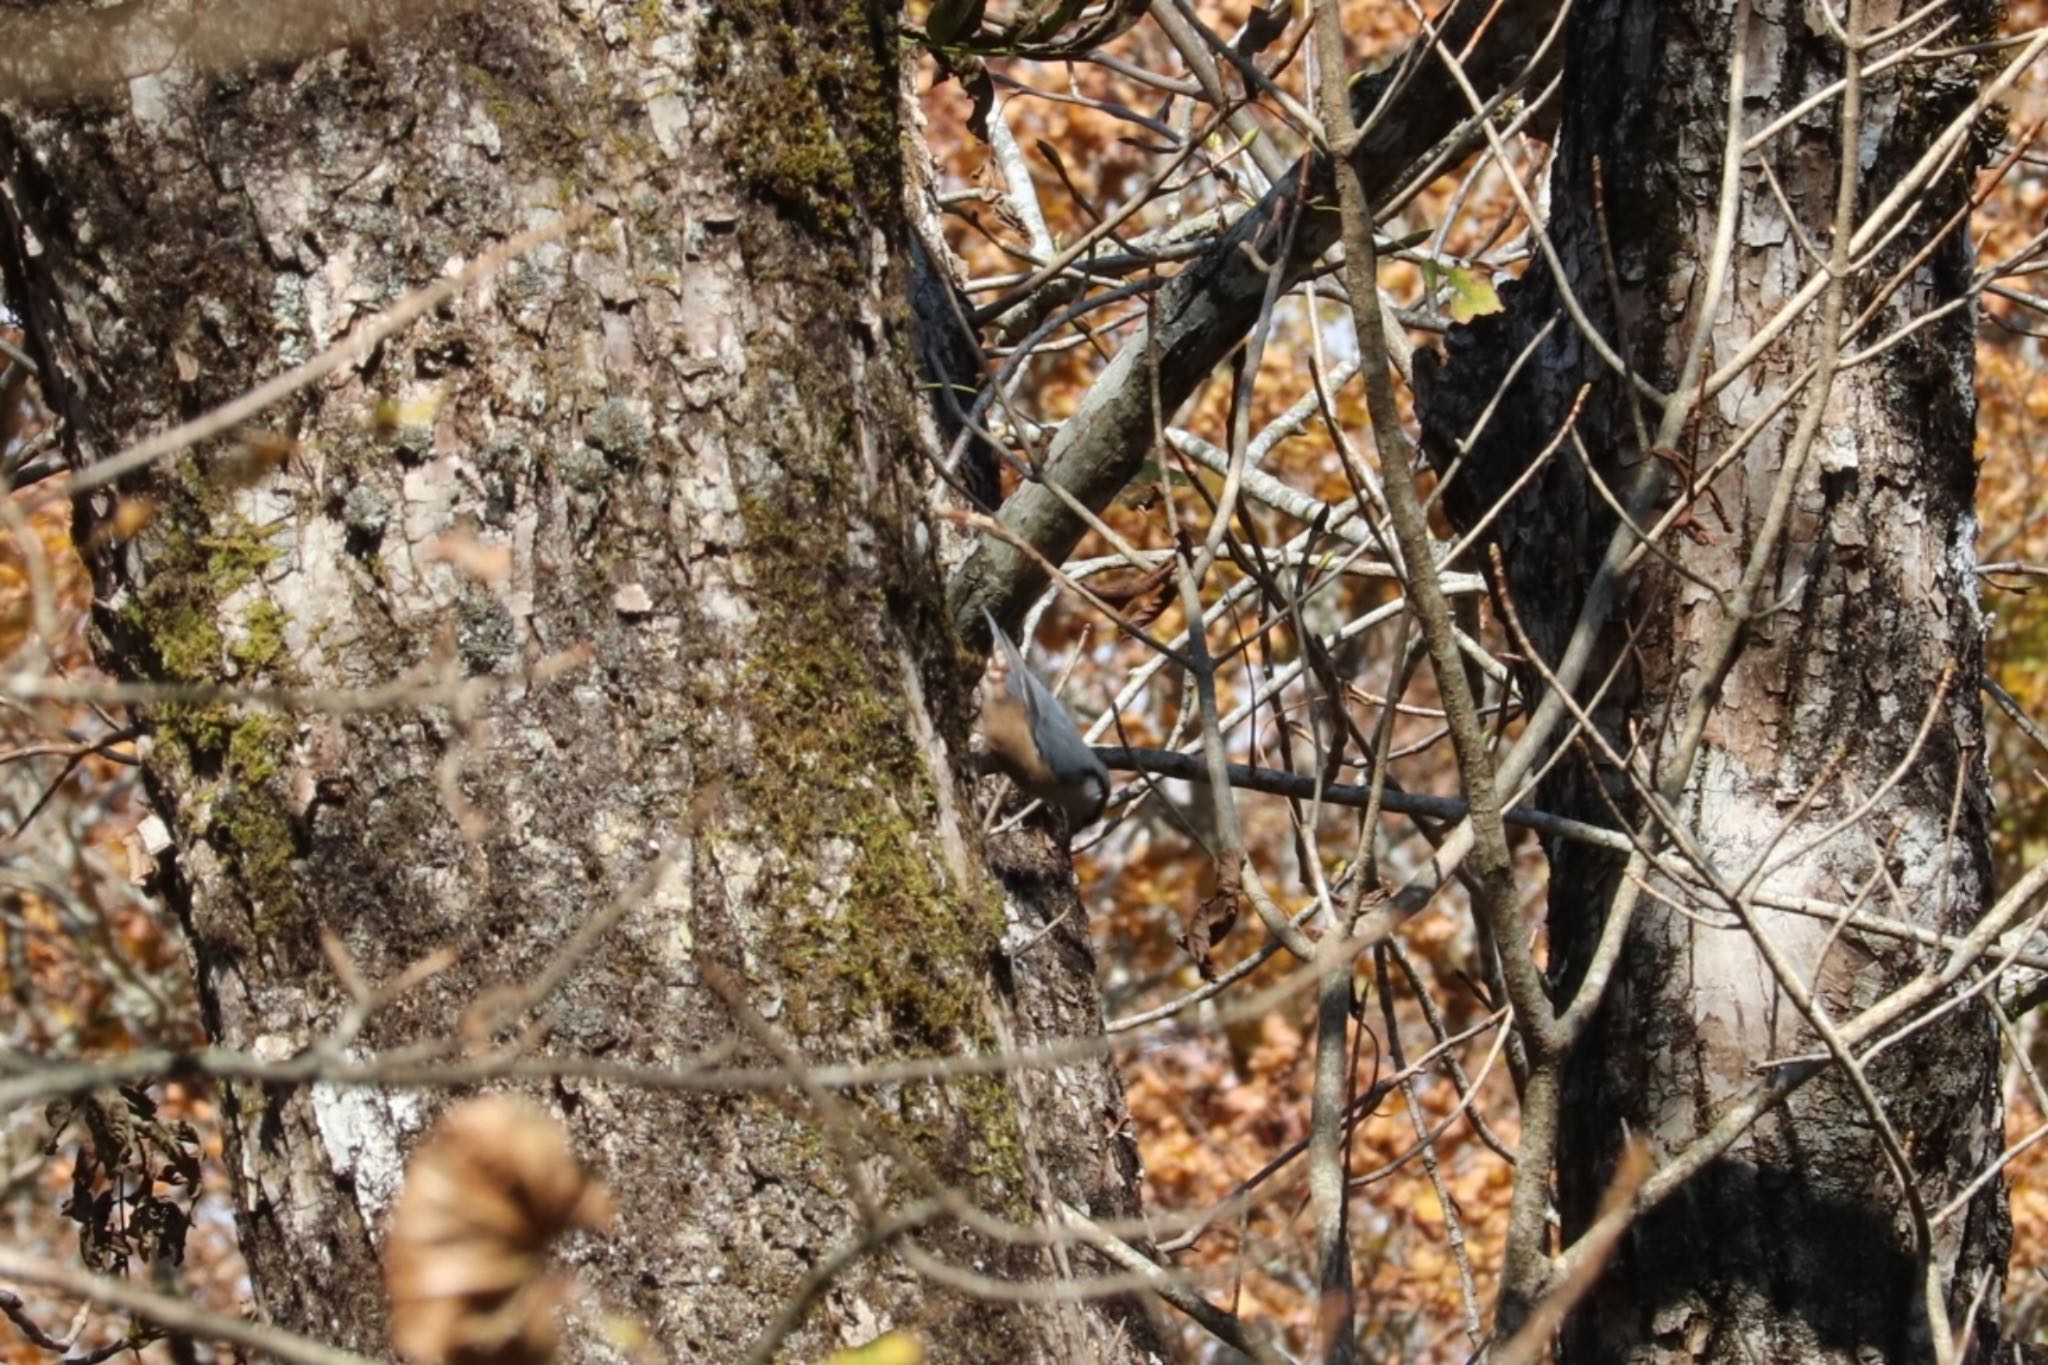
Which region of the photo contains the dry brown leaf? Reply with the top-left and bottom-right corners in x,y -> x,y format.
385,1096 -> 614,1365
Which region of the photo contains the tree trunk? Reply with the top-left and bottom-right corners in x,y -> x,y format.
1417,0 -> 2008,1359
0,3 -> 1163,1359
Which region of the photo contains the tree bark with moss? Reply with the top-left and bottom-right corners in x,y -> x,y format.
0,2 -> 1162,1359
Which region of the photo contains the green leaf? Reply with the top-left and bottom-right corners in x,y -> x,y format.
1444,266 -> 1503,324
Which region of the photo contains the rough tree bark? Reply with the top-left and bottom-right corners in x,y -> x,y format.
1418,0 -> 2008,1359
0,2 -> 1163,1360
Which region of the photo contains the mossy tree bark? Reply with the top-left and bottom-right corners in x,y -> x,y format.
0,2 -> 1161,1359
1417,1 -> 2008,1360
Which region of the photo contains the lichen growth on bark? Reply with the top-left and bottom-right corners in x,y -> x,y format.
115,471 -> 302,920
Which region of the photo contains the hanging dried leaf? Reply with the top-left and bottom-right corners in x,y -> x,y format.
386,1096 -> 614,1365
1179,881 -> 1241,980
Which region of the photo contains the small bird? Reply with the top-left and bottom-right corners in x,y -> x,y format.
980,610 -> 1112,829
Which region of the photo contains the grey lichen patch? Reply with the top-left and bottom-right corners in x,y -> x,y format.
477,432 -> 531,525
383,414 -> 437,465
558,443 -> 610,494
455,584 -> 519,674
342,485 -> 391,542
585,397 -> 652,462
